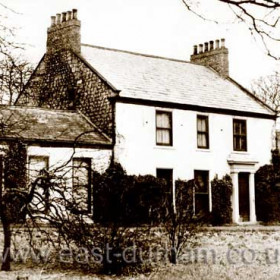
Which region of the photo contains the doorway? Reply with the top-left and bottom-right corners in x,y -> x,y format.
238,172 -> 250,222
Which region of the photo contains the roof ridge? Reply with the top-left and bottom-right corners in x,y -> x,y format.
81,43 -> 196,65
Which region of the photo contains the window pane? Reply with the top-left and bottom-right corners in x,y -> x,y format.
194,171 -> 208,193
233,122 -> 239,134
197,117 -> 206,132
72,158 -> 91,212
197,133 -> 207,148
241,137 -> 247,151
157,129 -> 170,145
157,112 -> 171,129
29,156 -> 49,181
156,169 -> 173,186
241,122 -> 246,135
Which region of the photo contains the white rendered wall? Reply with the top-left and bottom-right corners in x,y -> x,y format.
114,102 -> 274,181
27,146 -> 111,174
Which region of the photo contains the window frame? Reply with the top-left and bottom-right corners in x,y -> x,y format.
28,155 -> 50,213
156,110 -> 173,146
194,170 -> 210,215
72,157 -> 92,214
156,168 -> 174,205
28,155 -> 49,183
197,115 -> 209,149
233,119 -> 247,152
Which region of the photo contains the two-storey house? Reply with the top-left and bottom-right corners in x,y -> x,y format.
17,9 -> 276,223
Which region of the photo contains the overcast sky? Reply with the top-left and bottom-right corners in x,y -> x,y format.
2,0 -> 280,88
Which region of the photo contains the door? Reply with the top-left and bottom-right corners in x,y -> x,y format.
238,172 -> 250,222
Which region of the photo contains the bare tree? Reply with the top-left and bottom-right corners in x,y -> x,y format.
0,53 -> 33,104
0,3 -> 33,105
182,0 -> 280,59
251,71 -> 280,111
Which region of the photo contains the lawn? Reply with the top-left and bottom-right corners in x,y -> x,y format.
2,226 -> 280,279
1,263 -> 280,280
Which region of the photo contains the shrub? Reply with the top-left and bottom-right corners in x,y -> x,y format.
255,163 -> 280,223
93,162 -> 168,225
90,162 -> 170,273
163,179 -> 202,264
211,175 -> 233,225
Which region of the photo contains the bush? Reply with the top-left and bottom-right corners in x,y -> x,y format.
255,163 -> 280,223
93,162 -> 168,225
90,162 -> 169,274
211,175 -> 233,225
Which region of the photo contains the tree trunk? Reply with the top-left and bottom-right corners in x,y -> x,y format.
1,221 -> 11,271
170,246 -> 177,264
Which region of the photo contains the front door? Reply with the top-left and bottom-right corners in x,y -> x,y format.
238,172 -> 250,222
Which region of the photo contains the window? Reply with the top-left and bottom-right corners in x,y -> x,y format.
156,111 -> 172,146
157,168 -> 173,201
72,158 -> 91,213
233,119 -> 247,151
156,169 -> 173,187
29,156 -> 49,181
197,115 -> 209,149
28,156 -> 49,213
194,170 -> 209,215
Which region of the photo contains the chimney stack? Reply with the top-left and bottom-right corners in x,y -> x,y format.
46,9 -> 81,54
190,38 -> 229,78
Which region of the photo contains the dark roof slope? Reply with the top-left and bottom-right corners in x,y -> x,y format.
0,106 -> 111,146
81,44 -> 274,116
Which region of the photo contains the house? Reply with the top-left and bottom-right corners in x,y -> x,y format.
16,9 -> 276,224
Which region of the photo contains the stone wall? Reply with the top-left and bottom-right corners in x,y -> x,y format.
18,50 -> 115,137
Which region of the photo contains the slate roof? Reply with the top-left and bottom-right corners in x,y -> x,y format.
0,106 -> 111,146
81,44 -> 274,116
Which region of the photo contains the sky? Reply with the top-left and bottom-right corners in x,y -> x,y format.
1,0 -> 280,88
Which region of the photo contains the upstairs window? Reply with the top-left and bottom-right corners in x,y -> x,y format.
233,119 -> 247,151
197,115 -> 209,149
72,158 -> 91,213
156,111 -> 172,146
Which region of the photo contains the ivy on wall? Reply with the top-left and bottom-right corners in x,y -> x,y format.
211,175 -> 233,225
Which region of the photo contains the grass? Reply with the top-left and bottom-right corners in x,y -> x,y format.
2,226 -> 280,279
1,263 -> 280,280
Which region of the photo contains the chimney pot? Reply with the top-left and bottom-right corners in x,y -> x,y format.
209,40 -> 214,51
190,38 -> 229,78
62,12 -> 67,22
193,45 -> 198,55
72,9 -> 78,19
215,39 -> 220,49
47,9 -> 81,54
204,42 -> 209,52
56,13 -> 61,25
51,16 -> 56,26
66,11 -> 72,21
